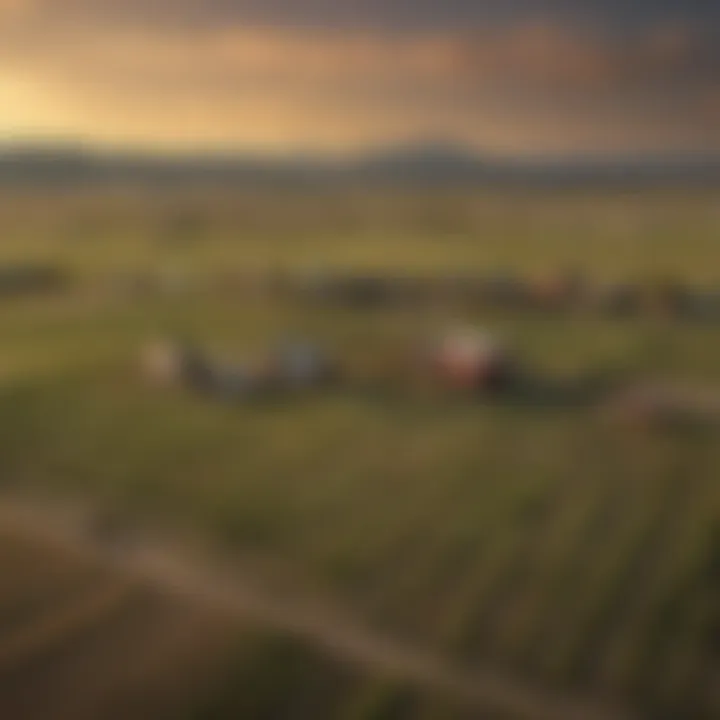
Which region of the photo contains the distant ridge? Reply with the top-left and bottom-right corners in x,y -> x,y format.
0,142 -> 718,188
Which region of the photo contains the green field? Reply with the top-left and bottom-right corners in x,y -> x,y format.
0,188 -> 718,719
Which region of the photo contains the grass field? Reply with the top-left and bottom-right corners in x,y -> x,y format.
0,522 -> 484,720
0,187 -> 718,719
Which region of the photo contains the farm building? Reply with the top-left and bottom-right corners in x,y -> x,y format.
140,339 -> 215,391
0,263 -> 69,296
600,381 -> 720,429
425,326 -> 517,393
272,340 -> 336,390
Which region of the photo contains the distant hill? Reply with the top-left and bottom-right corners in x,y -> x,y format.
0,142 -> 718,188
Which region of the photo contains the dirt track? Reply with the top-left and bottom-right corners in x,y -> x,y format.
0,494 -> 638,720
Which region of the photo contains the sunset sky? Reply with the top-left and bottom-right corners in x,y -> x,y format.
0,1 -> 718,156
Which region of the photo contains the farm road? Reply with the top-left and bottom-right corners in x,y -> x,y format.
0,494 -> 637,720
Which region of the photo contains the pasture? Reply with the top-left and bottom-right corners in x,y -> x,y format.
0,187 -> 718,719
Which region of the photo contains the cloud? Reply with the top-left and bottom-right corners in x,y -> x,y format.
0,0 -> 37,20
0,5 -> 717,154
455,23 -> 719,93
5,22 -> 716,92
5,0 -> 720,33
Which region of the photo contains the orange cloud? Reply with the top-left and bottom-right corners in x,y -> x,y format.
0,0 -> 34,13
0,21 -> 716,154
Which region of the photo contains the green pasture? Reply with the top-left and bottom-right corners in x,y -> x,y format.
0,188 -> 718,718
1,188 -> 719,281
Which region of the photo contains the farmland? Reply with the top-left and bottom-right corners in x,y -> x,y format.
0,187 -> 718,719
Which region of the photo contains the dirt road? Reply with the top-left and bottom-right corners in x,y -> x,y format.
0,494 -> 637,720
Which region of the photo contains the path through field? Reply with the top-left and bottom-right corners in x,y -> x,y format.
0,494 -> 638,720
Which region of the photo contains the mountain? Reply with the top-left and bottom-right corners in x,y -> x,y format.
0,142 -> 718,188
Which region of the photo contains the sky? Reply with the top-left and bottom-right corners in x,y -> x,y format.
0,1 -> 718,156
